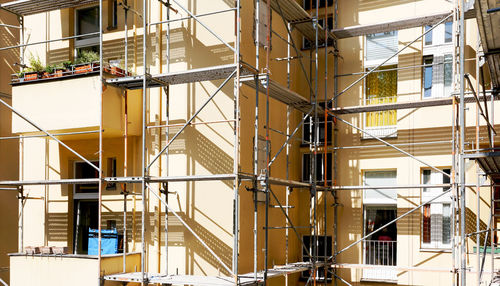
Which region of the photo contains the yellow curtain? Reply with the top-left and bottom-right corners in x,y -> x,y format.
365,65 -> 397,127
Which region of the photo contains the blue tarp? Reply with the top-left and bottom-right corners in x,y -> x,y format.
88,229 -> 118,255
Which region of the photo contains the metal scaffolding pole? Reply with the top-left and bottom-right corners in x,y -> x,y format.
97,0 -> 104,285
233,0 -> 241,282
329,12 -> 452,104
459,0 -> 466,285
141,0 -> 148,283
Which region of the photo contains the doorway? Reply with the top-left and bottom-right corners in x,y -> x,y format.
73,161 -> 99,254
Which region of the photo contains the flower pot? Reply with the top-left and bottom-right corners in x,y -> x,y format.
75,63 -> 92,74
54,69 -> 64,77
24,72 -> 38,81
42,72 -> 52,79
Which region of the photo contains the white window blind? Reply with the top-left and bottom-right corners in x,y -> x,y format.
366,31 -> 398,65
363,170 -> 397,205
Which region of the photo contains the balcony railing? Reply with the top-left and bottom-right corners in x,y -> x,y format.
364,95 -> 397,139
362,240 -> 397,281
11,62 -> 129,85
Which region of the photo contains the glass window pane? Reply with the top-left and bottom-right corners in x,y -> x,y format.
442,204 -> 451,244
423,57 -> 433,98
425,25 -> 432,45
445,22 -> 453,43
77,7 -> 99,36
423,204 -> 431,243
444,54 -> 453,88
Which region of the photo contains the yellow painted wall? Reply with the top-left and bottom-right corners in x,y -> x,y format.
0,0 -> 19,283
5,0 -> 500,286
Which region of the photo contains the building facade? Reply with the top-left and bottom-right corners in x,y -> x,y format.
0,0 -> 498,286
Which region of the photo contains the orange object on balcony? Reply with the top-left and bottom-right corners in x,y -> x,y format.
75,64 -> 92,74
24,72 -> 38,81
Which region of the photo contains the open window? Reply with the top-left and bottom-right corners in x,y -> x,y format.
75,6 -> 100,55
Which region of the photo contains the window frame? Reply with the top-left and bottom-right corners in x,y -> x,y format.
301,152 -> 332,184
74,6 -> 100,52
420,168 -> 452,250
422,55 -> 434,98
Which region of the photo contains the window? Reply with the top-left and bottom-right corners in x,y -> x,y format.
421,168 -> 452,249
365,31 -> 398,66
302,104 -> 333,145
303,0 -> 333,10
425,25 -> 433,45
422,54 -> 453,98
108,0 -> 118,29
75,6 -> 100,52
423,22 -> 452,47
302,153 -> 332,184
423,56 -> 433,98
74,161 -> 99,195
303,16 -> 334,49
363,206 -> 397,281
301,235 -> 332,282
364,66 -> 397,137
445,22 -> 453,43
363,170 -> 397,205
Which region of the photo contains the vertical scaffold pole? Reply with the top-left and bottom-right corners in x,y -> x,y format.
233,0 -> 241,283
97,0 -> 104,285
459,0 -> 466,285
141,0 -> 148,283
253,0 -> 260,282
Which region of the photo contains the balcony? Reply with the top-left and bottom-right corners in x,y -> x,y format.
9,252 -> 140,286
362,240 -> 397,282
10,63 -> 141,137
363,95 -> 397,139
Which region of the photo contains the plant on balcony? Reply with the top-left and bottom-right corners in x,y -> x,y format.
75,50 -> 100,74
24,55 -> 44,81
42,65 -> 55,79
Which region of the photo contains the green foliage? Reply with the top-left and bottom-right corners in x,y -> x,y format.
75,50 -> 100,64
28,54 -> 44,73
45,65 -> 55,74
61,60 -> 73,69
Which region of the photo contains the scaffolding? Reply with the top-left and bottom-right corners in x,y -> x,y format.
0,0 -> 499,285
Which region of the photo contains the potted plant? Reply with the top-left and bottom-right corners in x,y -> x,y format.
16,70 -> 25,82
23,67 -> 38,81
62,60 -> 73,75
42,65 -> 55,79
26,55 -> 44,80
75,50 -> 100,74
54,63 -> 66,77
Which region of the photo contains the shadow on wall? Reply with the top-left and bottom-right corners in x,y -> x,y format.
465,207 -> 488,246
151,119 -> 234,188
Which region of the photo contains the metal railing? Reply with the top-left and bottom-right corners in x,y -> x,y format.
364,240 -> 397,266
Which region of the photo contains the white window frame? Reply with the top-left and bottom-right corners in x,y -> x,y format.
363,170 -> 397,205
421,168 -> 452,249
363,31 -> 398,138
422,22 -> 454,99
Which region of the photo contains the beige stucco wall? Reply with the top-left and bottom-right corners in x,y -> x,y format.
5,0 -> 500,286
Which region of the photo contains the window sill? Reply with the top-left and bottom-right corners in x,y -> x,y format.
360,278 -> 397,284
419,248 -> 452,253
